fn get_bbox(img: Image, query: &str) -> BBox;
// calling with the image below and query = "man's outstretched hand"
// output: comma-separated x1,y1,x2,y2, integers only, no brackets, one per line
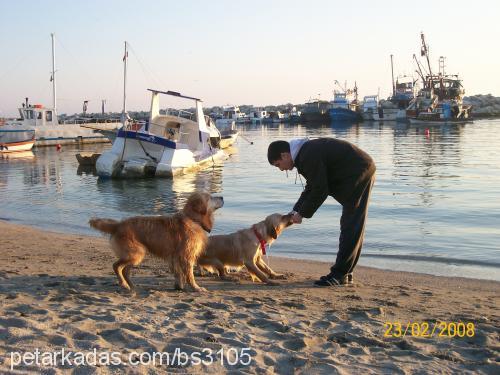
290,211,303,224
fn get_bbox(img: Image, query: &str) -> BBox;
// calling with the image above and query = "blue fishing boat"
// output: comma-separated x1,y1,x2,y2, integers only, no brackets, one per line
329,81,362,122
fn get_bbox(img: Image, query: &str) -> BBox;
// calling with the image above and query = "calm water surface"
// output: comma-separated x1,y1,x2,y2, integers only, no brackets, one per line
1,120,499,280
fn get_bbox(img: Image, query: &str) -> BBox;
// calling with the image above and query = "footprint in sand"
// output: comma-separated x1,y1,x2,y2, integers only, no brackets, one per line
201,301,231,310
203,310,218,320
207,326,225,334
120,322,146,332
173,302,192,309
98,329,147,349
282,337,309,351
312,320,332,330
0,317,28,328
48,334,69,346
248,318,290,333
11,304,49,316
280,300,307,310
243,302,263,308
73,330,100,341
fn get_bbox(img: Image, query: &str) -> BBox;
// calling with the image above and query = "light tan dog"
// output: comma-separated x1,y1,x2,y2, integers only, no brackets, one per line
198,213,293,285
89,192,223,292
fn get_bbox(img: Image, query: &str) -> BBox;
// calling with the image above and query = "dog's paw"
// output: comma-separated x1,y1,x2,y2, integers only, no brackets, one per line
119,282,132,291
194,287,208,293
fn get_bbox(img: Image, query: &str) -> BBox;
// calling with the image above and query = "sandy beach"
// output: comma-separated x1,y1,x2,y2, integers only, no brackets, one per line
0,220,498,374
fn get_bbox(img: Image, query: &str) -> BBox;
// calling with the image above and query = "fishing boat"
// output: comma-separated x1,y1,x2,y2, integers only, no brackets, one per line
362,78,414,121
361,95,383,121
329,81,362,122
2,100,120,146
407,33,472,125
299,99,330,123
1,34,121,146
0,129,35,153
96,89,226,178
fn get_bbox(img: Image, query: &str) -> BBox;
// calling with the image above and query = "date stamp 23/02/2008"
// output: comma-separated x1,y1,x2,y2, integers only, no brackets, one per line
383,321,475,338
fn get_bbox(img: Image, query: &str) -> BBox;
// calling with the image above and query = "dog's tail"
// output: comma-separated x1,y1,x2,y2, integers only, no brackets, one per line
89,218,120,235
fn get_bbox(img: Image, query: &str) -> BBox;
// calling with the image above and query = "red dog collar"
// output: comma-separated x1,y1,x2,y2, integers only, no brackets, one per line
252,225,267,255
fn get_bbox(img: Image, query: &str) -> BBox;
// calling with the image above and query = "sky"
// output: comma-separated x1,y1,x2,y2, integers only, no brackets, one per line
1,0,499,117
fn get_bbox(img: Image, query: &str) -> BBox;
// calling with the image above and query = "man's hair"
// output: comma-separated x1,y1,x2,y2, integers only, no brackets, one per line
267,140,290,164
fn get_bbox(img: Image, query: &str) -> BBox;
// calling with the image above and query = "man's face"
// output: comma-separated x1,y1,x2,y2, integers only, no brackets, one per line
272,152,294,171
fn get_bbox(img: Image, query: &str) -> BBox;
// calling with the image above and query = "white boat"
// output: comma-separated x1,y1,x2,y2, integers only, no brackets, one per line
0,129,35,153
268,111,285,123
2,101,120,146
361,95,381,121
248,109,269,124
1,33,121,146
96,89,227,178
215,106,250,126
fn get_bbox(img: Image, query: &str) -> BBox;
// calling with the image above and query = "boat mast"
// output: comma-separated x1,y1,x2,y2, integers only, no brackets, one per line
390,54,395,97
413,54,426,87
51,33,57,113
122,41,128,123
420,32,432,79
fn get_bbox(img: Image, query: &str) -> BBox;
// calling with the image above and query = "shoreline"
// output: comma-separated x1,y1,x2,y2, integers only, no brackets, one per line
0,219,499,373
2,218,499,282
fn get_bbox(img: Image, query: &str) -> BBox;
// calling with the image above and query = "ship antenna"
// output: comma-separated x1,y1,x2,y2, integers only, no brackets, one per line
51,33,57,114
390,54,395,97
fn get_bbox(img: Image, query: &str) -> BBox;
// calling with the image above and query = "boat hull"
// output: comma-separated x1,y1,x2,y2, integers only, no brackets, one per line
299,112,330,123
96,134,227,178
362,108,405,121
408,118,473,125
0,139,35,153
219,132,238,149
329,108,362,122
0,129,35,152
2,122,121,146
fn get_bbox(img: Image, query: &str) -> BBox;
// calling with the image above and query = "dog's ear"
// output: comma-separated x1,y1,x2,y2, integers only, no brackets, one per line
186,193,208,216
265,219,278,239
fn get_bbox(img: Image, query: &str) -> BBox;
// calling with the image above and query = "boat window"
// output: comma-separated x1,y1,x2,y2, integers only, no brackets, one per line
46,111,53,121
25,110,34,119
37,112,42,119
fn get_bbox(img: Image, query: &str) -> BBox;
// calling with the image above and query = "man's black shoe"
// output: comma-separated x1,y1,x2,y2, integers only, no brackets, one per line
314,273,349,287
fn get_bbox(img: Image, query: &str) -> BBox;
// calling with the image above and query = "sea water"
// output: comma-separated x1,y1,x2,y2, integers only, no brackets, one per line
1,119,499,281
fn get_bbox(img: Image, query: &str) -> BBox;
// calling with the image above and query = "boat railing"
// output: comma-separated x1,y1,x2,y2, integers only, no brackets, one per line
165,108,195,121
60,118,122,125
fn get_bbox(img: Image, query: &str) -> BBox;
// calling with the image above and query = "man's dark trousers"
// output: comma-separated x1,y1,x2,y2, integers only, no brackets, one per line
330,174,375,278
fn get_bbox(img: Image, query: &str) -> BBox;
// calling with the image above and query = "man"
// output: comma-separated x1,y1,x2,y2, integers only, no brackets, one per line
267,138,376,286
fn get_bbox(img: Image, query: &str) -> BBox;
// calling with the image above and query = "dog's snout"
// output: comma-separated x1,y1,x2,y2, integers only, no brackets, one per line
283,213,294,226
212,196,224,209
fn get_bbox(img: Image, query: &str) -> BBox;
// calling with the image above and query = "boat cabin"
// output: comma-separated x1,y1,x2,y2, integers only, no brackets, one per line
147,89,214,152
363,95,379,111
17,104,58,127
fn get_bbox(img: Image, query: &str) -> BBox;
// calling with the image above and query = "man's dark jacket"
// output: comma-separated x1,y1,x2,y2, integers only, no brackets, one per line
293,138,376,218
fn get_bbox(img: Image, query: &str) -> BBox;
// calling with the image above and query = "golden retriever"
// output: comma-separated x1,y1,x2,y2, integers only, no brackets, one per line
89,192,223,292
198,213,293,285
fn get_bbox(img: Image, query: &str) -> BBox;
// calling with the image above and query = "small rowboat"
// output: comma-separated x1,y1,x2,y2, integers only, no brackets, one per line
0,130,35,153
76,152,101,166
